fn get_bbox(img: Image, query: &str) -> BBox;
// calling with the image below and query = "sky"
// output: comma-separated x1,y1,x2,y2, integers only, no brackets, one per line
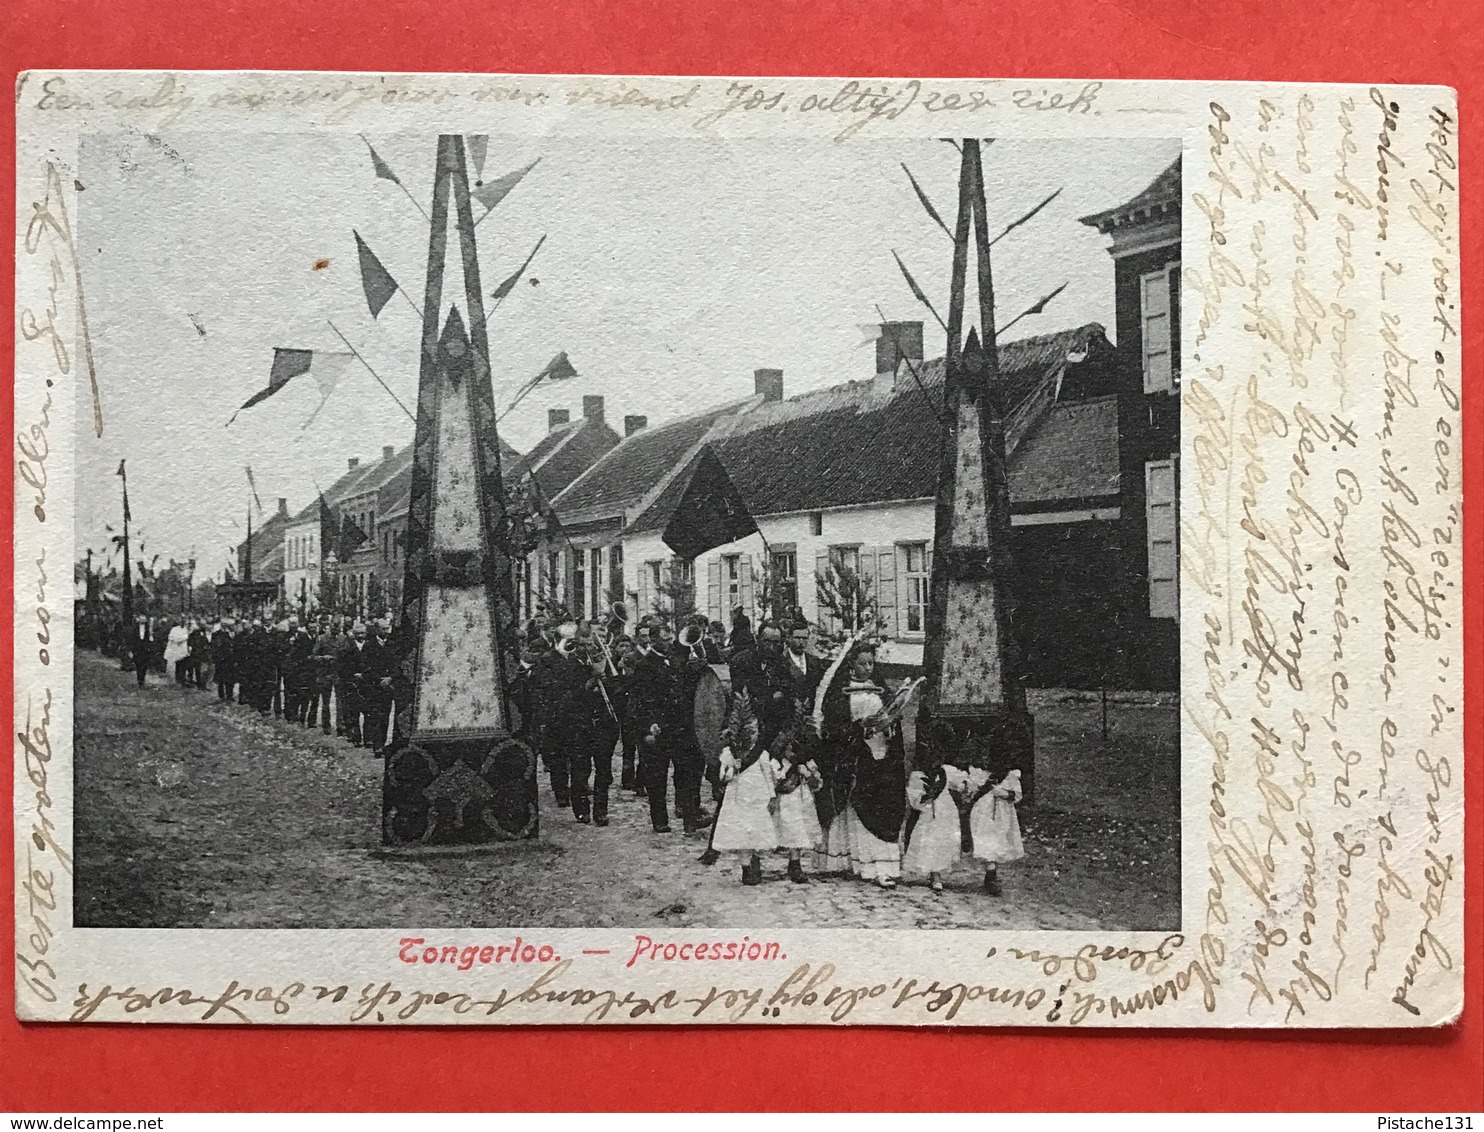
75,130,1179,578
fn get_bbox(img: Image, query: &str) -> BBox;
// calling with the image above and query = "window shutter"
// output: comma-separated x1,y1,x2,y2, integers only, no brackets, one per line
875,546,898,638
1146,459,1178,619
706,559,723,622
738,556,755,623
1141,268,1173,393
814,547,832,633
636,562,650,617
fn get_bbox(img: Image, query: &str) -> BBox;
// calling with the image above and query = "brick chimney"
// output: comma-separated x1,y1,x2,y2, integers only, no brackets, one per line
548,408,570,432
753,368,784,403
277,497,288,517
876,321,924,378
624,414,648,437
382,445,394,462
348,457,359,470
582,395,605,424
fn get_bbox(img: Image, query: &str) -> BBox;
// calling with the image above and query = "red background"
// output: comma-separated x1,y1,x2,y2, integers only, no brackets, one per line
2,0,1480,1112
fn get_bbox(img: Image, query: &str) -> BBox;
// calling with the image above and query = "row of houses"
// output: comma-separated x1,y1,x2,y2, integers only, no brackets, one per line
238,158,1181,690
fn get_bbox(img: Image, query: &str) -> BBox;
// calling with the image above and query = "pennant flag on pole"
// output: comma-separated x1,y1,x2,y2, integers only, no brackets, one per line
318,494,337,562
901,163,953,240
467,135,489,181
892,250,948,333
353,230,399,319
855,322,882,348
991,187,1064,246
117,459,131,522
338,513,369,561
661,446,759,562
227,348,353,425
534,350,578,384
363,137,403,188
245,466,264,516
490,234,547,304
997,282,1069,337
471,159,540,212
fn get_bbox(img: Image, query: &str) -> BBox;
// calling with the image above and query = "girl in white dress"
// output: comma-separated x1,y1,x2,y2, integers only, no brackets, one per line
967,767,1025,896
711,687,823,885
902,759,973,892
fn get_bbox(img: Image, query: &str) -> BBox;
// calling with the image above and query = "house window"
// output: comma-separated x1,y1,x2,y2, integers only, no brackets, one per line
590,547,603,620
829,545,862,629
678,558,695,587
770,550,798,618
573,549,587,620
607,544,623,605
902,542,929,634
723,554,741,609
648,560,663,594
809,511,823,536
1140,261,1181,393
1146,457,1179,619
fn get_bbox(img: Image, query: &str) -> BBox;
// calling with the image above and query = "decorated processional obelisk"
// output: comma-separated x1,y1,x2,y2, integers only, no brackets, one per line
382,135,537,845
918,138,1035,798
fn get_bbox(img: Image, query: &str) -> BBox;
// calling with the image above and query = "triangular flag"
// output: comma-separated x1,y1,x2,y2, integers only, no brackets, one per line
490,234,546,304
471,159,539,212
226,348,313,425
338,513,368,561
319,494,337,561
245,466,264,516
467,135,488,180
354,231,399,319
534,350,578,384
310,352,354,398
855,322,882,348
661,447,759,562
364,138,402,188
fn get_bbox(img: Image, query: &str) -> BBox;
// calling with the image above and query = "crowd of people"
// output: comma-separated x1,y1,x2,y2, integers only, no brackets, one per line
513,608,1024,894
81,601,1024,895
85,608,406,752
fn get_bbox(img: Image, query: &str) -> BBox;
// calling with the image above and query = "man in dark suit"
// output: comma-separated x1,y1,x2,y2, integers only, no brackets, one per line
631,620,708,834
336,621,375,746
211,619,235,700
360,619,395,754
129,615,153,688
283,616,315,724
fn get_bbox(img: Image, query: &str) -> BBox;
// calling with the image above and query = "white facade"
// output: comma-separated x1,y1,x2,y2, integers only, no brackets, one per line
280,516,322,615
615,499,936,667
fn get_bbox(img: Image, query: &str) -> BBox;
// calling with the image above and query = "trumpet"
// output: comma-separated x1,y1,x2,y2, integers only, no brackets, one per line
678,622,706,661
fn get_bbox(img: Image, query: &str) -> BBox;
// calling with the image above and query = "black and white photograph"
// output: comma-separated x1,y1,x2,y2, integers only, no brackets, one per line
68,128,1185,934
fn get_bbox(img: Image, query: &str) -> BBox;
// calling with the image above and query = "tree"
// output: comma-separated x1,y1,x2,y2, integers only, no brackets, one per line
651,558,696,627
815,556,882,641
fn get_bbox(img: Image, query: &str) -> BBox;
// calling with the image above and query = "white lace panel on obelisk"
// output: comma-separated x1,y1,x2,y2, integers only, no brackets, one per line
940,393,1003,706
950,396,989,548
414,366,505,735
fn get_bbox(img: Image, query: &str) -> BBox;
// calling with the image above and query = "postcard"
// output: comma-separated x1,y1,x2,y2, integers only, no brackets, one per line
13,71,1462,1025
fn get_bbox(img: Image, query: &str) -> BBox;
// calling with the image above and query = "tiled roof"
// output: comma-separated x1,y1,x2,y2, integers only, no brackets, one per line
552,400,750,516
1007,396,1120,504
1079,158,1181,233
629,324,1115,530
521,417,623,501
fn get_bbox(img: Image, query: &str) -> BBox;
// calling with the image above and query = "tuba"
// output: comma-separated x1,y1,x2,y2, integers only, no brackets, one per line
606,600,630,640
678,622,706,661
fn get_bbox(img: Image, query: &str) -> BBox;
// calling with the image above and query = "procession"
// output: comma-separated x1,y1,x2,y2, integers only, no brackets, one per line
76,601,1024,896
70,129,1182,931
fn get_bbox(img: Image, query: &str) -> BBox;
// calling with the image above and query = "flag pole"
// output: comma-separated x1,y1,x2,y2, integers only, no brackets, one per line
326,320,416,423
119,463,134,629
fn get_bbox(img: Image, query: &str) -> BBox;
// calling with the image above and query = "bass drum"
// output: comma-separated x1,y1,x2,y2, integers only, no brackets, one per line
693,664,731,787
